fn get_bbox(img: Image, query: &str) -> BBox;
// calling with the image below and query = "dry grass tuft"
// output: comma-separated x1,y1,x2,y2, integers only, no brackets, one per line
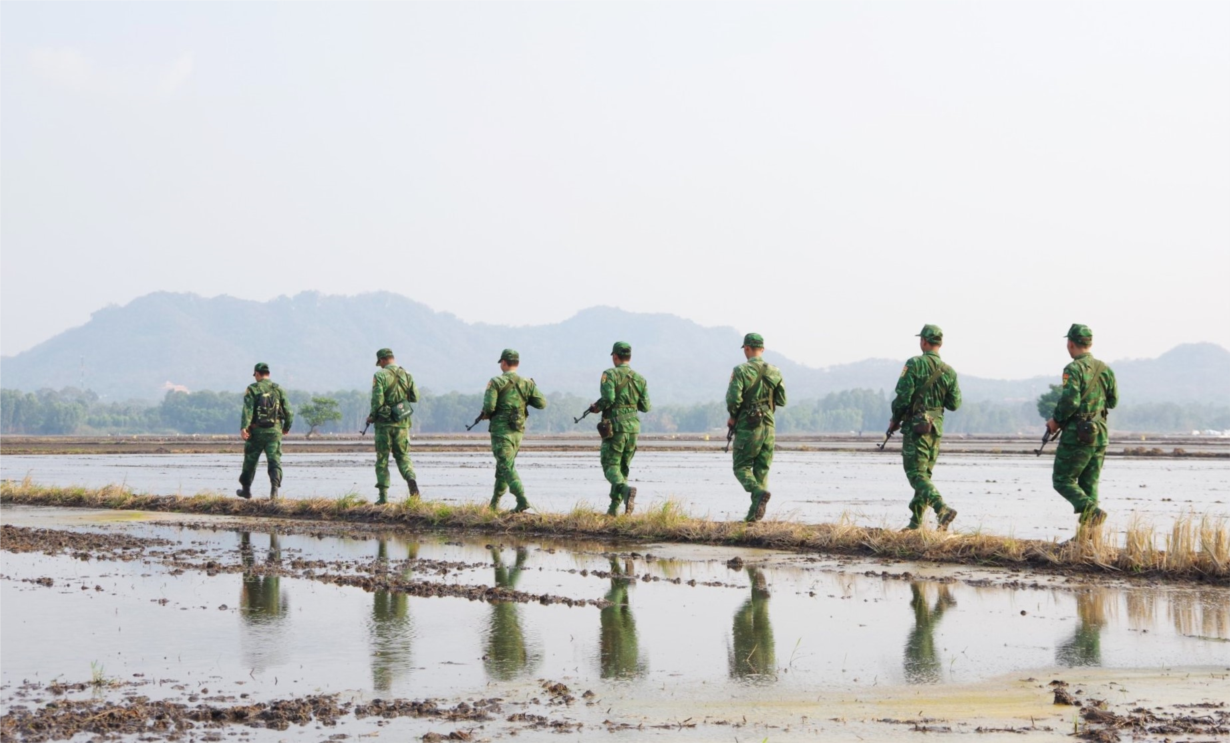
2,480,1227,582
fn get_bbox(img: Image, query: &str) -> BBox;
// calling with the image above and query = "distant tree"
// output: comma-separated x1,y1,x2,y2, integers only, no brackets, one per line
1036,384,1063,420
299,397,342,439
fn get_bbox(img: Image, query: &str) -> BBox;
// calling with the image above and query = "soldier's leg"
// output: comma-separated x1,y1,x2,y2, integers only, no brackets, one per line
238,436,260,497
490,435,509,509
922,435,945,513
621,434,638,514
903,433,941,528
732,427,766,495
753,427,775,492
1052,443,1097,515
601,435,626,515
1077,446,1106,508
263,431,283,499
374,425,392,504
390,424,418,497
505,433,529,511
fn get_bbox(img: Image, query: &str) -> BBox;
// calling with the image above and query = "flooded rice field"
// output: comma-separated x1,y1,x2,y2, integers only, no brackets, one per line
2,505,1228,741
3,450,1228,541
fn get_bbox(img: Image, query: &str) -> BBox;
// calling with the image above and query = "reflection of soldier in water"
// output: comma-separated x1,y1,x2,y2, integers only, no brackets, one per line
239,532,288,621
369,539,417,693
729,566,775,680
904,582,956,684
484,547,537,681
600,558,646,679
1057,590,1105,667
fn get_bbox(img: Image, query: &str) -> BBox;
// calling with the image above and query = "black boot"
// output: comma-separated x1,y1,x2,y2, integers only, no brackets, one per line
376,488,388,506
624,486,637,515
269,485,280,501
407,479,420,498
236,482,252,500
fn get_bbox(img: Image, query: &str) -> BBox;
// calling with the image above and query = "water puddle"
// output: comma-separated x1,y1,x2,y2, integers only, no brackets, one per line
2,505,1227,741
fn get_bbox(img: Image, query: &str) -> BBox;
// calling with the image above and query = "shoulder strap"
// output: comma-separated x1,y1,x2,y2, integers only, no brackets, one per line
909,357,950,412
613,368,638,404
1079,360,1108,410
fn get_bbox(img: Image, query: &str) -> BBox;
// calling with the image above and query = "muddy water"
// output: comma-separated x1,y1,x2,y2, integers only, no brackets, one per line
3,450,1228,540
2,505,1228,741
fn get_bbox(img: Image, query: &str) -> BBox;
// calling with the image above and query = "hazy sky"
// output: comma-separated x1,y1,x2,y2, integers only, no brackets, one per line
3,2,1227,379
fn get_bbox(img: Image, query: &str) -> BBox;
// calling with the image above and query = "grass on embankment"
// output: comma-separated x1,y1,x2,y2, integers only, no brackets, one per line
2,479,1227,583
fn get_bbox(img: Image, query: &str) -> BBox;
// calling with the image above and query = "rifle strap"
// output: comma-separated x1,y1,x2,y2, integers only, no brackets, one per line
1077,360,1108,418
746,362,778,411
909,357,950,414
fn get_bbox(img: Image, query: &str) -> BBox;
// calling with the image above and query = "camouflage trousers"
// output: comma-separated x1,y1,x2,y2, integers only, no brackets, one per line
902,431,947,526
491,432,526,506
240,427,282,488
600,432,638,501
374,422,416,492
1052,441,1105,515
732,424,775,497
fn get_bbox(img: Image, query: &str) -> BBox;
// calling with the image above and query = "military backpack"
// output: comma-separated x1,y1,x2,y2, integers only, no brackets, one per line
252,384,283,428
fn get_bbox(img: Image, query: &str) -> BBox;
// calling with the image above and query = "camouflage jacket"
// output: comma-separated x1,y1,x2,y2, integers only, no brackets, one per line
370,364,418,424
726,357,787,430
482,372,547,436
241,379,293,431
1053,353,1118,447
890,351,961,436
596,363,651,434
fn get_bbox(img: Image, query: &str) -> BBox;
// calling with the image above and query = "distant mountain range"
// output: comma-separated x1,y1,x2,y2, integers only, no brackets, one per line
2,292,1228,406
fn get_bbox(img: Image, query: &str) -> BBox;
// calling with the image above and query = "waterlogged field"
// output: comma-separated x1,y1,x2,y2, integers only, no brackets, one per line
1,506,1228,742
3,450,1228,541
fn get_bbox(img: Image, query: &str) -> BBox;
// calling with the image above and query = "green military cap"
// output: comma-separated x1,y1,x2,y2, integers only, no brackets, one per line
742,333,764,348
253,362,270,374
499,348,520,364
375,348,394,364
611,341,632,356
1065,323,1093,343
916,324,943,343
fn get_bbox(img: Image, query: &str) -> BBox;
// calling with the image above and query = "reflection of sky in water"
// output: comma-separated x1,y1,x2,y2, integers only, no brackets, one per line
3,506,1228,712
3,451,1228,541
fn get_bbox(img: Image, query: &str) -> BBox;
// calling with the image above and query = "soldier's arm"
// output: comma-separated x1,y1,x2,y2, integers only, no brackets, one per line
527,381,548,410
370,372,386,417
1104,367,1118,411
406,372,419,404
597,370,616,411
773,371,787,408
889,359,917,422
279,387,294,431
240,387,255,430
725,366,746,418
482,378,500,416
1052,362,1083,425
944,371,962,412
637,376,651,413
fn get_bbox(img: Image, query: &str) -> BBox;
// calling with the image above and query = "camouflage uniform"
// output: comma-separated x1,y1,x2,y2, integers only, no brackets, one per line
726,333,787,522
596,342,651,515
239,364,293,499
599,558,645,678
890,326,962,529
483,349,547,511
729,567,775,679
1051,325,1118,522
370,349,419,503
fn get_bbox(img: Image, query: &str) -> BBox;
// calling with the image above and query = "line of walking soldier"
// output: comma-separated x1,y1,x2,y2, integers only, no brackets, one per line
236,323,1118,530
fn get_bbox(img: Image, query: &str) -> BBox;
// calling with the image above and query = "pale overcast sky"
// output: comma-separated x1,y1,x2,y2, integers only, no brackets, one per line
3,2,1227,379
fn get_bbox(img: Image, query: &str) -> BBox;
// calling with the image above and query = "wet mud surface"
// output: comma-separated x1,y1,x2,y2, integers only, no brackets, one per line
2,505,1228,741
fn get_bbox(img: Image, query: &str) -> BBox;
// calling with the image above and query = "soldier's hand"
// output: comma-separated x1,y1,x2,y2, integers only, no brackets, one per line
365,415,373,425
727,417,736,429
888,419,900,433
282,427,290,436
240,429,250,441
1046,418,1060,435
588,403,600,414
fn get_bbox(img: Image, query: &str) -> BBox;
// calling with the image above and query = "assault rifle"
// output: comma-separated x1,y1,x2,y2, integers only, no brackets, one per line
574,403,599,424
723,423,735,453
877,428,895,451
360,420,370,437
465,413,486,432
1034,427,1061,456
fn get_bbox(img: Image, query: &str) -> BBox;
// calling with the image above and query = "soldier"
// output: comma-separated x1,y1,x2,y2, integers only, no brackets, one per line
587,341,651,516
367,348,419,505
1046,324,1118,529
481,349,547,513
726,333,787,522
888,324,962,531
237,362,293,500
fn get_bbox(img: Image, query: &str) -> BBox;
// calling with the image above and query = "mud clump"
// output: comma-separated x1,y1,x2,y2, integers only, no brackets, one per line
0,524,172,559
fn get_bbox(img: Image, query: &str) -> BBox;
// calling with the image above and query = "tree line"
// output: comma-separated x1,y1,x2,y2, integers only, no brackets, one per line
3,386,1228,436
